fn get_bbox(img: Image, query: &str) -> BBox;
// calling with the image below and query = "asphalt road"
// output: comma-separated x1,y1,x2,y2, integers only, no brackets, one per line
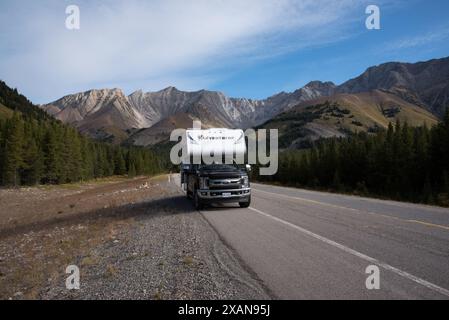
171,176,449,300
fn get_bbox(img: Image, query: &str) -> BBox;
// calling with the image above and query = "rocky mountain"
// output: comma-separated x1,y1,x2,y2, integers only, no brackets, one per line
43,88,150,143
41,56,449,146
260,90,438,149
338,57,449,117
42,81,337,143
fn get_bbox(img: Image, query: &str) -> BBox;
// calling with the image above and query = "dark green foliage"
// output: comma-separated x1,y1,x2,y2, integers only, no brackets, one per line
114,148,127,175
1,112,25,186
0,82,165,186
0,112,164,186
128,162,136,178
0,81,51,120
255,111,449,206
382,106,400,118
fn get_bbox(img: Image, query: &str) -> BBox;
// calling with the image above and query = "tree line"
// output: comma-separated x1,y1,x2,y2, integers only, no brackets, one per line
0,112,165,186
254,112,449,206
0,81,165,187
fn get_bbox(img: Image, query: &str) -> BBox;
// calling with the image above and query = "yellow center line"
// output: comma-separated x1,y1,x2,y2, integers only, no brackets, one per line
407,220,449,231
252,188,449,231
253,183,449,214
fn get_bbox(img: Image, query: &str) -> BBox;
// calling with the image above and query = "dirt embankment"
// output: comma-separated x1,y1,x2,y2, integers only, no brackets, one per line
0,175,269,300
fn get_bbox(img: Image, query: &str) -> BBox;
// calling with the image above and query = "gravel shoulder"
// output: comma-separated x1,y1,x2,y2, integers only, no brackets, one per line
0,175,270,300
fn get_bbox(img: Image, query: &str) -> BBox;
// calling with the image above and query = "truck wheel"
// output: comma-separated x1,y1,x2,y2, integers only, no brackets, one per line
194,188,204,210
239,196,251,208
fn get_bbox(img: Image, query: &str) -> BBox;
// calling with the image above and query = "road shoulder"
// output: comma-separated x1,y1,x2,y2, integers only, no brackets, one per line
0,176,270,299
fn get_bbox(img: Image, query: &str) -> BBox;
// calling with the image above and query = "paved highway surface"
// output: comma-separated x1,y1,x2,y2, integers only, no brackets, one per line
171,175,449,299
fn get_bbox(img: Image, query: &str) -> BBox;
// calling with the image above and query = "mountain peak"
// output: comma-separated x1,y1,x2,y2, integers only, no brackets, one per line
338,55,449,116
40,56,449,145
304,81,336,89
87,88,123,94
161,86,179,92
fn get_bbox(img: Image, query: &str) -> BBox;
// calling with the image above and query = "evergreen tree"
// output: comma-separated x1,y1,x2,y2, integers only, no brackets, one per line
128,162,136,178
3,113,25,186
254,112,449,206
0,81,165,188
0,120,4,185
43,125,63,184
22,138,44,185
114,148,127,175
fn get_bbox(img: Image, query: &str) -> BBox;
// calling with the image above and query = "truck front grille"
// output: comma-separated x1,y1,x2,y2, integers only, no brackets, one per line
198,188,251,199
209,179,242,190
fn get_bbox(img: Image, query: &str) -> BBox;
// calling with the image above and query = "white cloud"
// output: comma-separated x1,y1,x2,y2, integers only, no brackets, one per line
385,27,449,51
0,0,370,103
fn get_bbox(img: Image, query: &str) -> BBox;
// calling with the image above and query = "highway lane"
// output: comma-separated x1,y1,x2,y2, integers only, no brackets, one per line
197,182,449,299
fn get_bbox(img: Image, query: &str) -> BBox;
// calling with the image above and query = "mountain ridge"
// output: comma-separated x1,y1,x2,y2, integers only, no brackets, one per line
42,80,337,142
40,56,449,145
337,56,449,116
259,89,438,149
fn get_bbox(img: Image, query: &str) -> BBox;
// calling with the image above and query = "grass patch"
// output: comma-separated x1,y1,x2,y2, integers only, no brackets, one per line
81,255,98,267
105,264,118,278
183,256,194,266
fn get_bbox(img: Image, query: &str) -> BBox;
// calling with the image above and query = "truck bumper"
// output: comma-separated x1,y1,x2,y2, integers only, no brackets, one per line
197,188,251,203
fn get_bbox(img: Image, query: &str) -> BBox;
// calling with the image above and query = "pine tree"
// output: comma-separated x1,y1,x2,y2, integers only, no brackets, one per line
114,148,127,175
442,109,449,175
3,113,25,186
105,146,115,176
0,120,6,186
0,120,4,184
128,162,136,178
80,138,94,180
0,80,165,187
43,125,63,184
332,170,342,191
422,175,433,204
22,138,44,185
69,129,83,182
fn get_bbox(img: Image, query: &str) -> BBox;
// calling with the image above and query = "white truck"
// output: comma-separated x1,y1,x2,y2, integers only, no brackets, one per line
180,128,251,210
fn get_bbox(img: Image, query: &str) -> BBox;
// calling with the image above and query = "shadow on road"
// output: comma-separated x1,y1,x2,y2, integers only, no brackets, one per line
200,203,245,211
0,189,252,239
0,195,195,240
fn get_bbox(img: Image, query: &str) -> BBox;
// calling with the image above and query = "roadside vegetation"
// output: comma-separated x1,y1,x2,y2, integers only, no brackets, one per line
0,81,165,187
254,111,449,207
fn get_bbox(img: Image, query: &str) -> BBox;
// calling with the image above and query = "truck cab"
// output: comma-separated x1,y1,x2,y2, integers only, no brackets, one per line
180,128,251,210
182,163,251,209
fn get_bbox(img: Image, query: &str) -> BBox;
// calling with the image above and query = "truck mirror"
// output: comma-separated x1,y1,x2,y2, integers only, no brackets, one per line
245,164,252,172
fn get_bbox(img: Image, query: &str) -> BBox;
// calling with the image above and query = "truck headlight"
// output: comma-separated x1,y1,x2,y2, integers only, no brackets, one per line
199,177,209,189
241,176,249,188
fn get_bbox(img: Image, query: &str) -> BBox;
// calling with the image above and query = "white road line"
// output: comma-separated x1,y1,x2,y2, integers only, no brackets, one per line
253,188,449,231
248,206,449,298
252,183,449,214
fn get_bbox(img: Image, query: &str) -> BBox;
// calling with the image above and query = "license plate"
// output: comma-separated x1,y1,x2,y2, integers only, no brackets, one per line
222,192,232,197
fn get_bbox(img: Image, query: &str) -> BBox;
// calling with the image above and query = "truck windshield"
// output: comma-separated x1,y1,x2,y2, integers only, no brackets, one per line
199,164,242,171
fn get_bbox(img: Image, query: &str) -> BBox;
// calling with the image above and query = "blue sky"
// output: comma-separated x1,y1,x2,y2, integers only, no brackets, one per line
0,0,448,104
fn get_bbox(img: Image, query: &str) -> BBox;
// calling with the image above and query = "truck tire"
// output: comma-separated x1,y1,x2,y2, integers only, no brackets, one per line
185,177,191,198
194,188,204,210
239,195,251,208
